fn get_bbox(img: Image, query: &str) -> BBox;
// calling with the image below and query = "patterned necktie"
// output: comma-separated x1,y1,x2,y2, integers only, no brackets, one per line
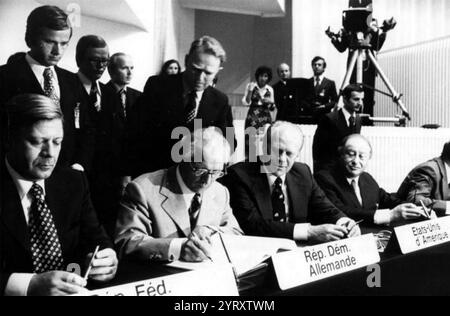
28,183,64,273
272,177,287,222
90,82,101,112
189,193,202,230
349,115,356,133
43,68,59,105
185,91,198,124
351,179,363,206
119,89,127,118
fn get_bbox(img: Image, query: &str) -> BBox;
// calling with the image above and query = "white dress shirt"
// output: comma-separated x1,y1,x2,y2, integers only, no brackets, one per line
167,167,197,261
313,74,325,87
25,54,60,99
4,159,46,296
263,170,309,241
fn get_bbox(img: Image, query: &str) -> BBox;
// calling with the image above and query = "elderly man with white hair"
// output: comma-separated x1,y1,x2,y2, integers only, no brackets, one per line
222,121,360,244
115,127,242,263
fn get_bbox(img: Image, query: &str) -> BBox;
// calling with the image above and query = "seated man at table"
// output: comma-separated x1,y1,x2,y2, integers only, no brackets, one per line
0,94,117,296
115,127,242,263
397,141,450,217
315,134,425,226
222,121,360,244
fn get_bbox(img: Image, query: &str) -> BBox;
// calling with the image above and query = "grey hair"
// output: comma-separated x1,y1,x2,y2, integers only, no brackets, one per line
180,127,231,164
188,36,227,64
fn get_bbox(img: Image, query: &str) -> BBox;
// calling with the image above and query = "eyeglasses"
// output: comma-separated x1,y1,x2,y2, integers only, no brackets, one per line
189,163,226,178
89,58,109,66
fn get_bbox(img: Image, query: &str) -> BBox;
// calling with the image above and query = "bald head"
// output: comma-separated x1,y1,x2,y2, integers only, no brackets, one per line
339,134,373,178
277,63,291,81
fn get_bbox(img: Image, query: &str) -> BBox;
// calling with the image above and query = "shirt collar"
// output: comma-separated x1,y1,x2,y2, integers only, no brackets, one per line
445,162,450,185
77,71,102,96
342,107,355,124
261,165,287,187
112,82,127,93
347,176,360,186
25,53,58,83
5,158,45,200
314,74,325,83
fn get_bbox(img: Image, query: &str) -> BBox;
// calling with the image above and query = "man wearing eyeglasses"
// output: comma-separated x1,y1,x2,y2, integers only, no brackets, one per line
0,6,95,173
75,35,115,233
125,36,235,178
222,121,360,243
315,134,425,227
115,127,242,263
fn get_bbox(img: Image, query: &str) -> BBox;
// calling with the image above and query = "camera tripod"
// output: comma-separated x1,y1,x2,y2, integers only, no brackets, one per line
339,44,411,124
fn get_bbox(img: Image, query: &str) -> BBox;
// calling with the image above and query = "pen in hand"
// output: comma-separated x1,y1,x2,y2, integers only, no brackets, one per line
84,245,100,282
191,232,214,263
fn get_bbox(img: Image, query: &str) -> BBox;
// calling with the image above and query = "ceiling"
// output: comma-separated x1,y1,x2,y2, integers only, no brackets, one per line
179,0,286,17
35,0,147,30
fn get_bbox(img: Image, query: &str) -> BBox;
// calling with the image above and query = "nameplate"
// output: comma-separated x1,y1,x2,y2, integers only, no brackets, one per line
394,216,450,254
88,265,239,296
272,234,380,291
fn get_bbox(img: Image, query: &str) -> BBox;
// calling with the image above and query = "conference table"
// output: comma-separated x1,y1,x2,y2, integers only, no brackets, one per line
92,226,450,296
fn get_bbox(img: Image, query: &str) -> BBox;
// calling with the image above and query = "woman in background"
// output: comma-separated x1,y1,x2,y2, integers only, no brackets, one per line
243,66,275,129
160,59,181,77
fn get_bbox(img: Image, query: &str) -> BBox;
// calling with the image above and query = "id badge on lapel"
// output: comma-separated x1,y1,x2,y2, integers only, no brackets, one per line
74,103,81,129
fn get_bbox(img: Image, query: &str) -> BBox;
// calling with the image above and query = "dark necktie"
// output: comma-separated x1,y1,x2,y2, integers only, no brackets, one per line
185,91,198,124
272,177,287,222
189,193,202,230
28,183,64,273
43,68,59,105
90,82,101,112
349,115,356,133
119,89,127,118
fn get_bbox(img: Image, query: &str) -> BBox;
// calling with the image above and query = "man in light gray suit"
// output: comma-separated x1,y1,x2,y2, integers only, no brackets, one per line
115,127,242,263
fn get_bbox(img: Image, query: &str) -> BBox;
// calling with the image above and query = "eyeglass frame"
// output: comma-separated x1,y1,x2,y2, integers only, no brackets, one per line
189,163,227,178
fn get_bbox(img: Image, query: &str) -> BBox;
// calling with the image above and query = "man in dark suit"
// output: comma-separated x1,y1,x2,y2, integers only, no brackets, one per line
273,63,294,122
304,57,338,123
93,53,142,234
0,94,117,296
75,35,114,232
222,122,360,243
126,36,235,177
397,142,450,217
0,5,95,172
316,134,424,226
313,84,364,173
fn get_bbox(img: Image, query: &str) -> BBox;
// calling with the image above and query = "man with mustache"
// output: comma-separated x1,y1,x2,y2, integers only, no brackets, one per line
115,127,242,263
313,84,364,173
0,94,117,296
0,5,95,173
222,122,360,243
316,134,424,226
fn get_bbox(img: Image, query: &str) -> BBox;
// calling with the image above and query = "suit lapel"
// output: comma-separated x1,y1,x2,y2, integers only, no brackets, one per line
250,166,273,219
159,168,191,237
15,57,44,94
0,165,31,251
336,169,362,208
196,87,215,122
436,158,450,199
44,172,70,240
285,171,306,221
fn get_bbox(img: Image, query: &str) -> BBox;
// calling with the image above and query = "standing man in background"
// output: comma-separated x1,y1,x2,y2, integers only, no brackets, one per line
305,56,338,123
0,5,95,173
126,36,235,178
